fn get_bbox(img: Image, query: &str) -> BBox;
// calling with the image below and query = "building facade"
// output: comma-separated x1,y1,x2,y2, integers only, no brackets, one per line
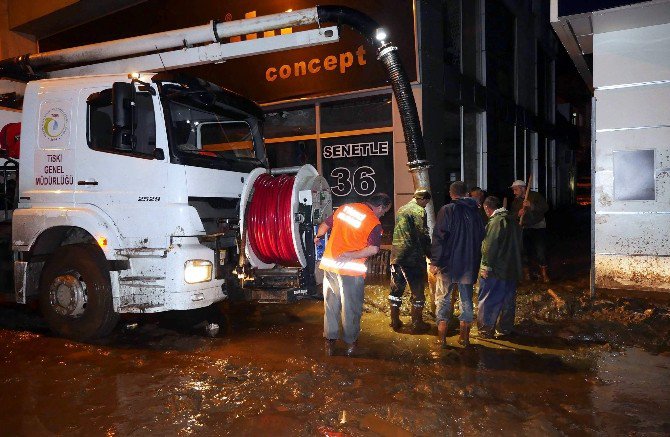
553,0,670,293
1,0,576,240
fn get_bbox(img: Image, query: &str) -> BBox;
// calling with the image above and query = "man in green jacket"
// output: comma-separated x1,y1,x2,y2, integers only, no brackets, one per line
477,196,523,338
389,189,432,333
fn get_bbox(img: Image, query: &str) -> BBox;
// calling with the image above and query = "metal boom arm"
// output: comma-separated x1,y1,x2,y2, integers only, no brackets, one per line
48,27,339,78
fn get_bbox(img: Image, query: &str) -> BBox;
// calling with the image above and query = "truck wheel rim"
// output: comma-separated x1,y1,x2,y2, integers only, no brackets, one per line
49,273,88,317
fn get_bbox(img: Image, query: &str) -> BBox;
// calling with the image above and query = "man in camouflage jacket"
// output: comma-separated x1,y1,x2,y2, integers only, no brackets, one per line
389,189,432,333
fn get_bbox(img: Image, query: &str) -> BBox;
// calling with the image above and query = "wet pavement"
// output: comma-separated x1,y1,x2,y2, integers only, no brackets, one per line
1,282,670,436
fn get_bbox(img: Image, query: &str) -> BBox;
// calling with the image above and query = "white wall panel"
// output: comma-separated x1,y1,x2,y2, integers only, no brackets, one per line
595,83,670,131
594,22,670,88
591,8,670,292
594,127,670,214
595,213,670,255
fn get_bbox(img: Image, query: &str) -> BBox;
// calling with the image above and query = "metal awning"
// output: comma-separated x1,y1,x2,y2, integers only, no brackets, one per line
550,0,670,91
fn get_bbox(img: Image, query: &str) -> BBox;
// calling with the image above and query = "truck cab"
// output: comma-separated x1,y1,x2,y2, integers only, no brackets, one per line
0,5,420,341
10,72,315,340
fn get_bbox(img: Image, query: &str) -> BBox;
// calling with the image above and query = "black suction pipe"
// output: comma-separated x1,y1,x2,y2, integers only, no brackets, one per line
317,5,428,170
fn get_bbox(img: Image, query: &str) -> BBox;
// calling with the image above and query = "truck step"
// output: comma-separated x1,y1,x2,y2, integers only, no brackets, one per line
239,287,313,303
115,248,167,259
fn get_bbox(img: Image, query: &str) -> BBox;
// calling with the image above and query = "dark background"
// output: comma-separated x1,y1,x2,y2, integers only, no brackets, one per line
40,0,417,104
558,0,648,16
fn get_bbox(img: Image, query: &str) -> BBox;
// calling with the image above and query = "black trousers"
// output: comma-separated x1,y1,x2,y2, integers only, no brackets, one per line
522,228,547,267
389,263,427,308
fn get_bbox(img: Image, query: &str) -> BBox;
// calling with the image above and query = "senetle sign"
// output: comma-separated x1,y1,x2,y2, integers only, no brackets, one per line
321,133,394,242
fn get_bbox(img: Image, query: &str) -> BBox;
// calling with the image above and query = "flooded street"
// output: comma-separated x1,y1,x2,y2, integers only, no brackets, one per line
1,281,669,436
1,207,669,436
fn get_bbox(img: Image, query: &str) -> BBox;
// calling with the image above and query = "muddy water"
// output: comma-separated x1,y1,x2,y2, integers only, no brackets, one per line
1,289,669,436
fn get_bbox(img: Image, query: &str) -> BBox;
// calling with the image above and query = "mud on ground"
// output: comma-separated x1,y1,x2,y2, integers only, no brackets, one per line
365,273,670,354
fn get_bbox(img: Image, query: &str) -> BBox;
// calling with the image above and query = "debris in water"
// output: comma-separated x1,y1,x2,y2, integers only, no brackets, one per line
316,425,349,437
339,410,348,424
547,288,565,307
360,414,412,436
205,323,219,337
123,322,139,331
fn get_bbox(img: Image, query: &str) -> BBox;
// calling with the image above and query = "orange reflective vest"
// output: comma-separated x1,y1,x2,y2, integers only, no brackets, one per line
319,203,381,277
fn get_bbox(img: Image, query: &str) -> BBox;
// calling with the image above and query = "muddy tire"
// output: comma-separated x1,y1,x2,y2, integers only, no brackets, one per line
39,244,119,341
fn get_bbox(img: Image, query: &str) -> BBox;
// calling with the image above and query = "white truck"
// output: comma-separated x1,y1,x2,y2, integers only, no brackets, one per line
0,6,428,340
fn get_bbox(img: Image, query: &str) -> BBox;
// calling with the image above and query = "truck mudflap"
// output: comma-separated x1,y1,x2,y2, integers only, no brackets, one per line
13,260,44,304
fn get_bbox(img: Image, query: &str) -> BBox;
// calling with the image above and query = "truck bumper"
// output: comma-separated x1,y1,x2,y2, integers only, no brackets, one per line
114,239,227,313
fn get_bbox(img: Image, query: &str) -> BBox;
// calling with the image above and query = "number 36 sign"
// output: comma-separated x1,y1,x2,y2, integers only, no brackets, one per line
321,133,395,242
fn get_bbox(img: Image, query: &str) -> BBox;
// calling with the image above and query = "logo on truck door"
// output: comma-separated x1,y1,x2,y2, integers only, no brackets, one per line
41,108,69,141
34,152,74,186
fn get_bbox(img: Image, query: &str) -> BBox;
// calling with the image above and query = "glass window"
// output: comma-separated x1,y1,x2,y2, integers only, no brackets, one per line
320,94,392,133
168,101,255,161
463,109,479,187
462,0,481,81
264,105,315,138
443,109,461,188
266,139,317,168
516,126,525,180
87,89,156,157
485,0,515,100
486,118,515,194
443,0,462,68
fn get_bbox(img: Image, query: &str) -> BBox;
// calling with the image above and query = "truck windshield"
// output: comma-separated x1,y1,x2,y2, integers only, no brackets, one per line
168,101,256,161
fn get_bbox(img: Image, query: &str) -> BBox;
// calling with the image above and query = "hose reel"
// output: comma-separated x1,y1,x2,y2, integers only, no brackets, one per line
240,164,331,270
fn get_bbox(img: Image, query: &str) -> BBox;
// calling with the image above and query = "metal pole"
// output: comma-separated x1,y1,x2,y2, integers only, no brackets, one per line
590,96,596,299
23,8,321,70
410,166,435,231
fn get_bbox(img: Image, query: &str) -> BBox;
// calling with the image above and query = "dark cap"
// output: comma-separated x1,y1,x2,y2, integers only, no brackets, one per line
413,188,431,200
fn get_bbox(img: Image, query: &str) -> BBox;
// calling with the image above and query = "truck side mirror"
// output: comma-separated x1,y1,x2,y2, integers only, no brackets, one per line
112,82,135,151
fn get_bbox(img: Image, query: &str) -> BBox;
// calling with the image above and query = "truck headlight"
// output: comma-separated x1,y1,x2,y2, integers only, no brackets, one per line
184,260,213,284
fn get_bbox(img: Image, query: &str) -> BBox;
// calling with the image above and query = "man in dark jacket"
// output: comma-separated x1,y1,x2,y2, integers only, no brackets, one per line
429,181,485,347
476,196,523,338
389,189,432,333
469,186,489,225
510,179,550,282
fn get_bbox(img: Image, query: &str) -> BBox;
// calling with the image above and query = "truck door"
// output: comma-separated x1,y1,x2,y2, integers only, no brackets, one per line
75,84,168,247
27,96,77,205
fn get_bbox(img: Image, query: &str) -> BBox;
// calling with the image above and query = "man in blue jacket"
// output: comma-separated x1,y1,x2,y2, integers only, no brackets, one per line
429,181,485,347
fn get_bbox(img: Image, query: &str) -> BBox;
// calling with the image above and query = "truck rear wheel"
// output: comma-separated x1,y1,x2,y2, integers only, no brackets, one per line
39,244,119,341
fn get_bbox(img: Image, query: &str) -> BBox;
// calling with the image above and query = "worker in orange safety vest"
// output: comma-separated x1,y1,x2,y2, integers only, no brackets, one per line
314,192,392,357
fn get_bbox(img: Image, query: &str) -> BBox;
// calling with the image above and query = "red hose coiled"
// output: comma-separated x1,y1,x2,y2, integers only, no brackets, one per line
246,174,299,266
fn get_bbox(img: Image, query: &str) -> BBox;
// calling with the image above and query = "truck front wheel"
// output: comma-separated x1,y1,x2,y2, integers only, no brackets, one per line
39,244,119,341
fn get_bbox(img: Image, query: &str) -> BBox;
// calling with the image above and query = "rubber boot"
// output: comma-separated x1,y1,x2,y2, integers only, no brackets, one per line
389,305,403,331
345,342,357,357
540,265,550,283
458,321,471,347
410,305,430,334
437,320,447,349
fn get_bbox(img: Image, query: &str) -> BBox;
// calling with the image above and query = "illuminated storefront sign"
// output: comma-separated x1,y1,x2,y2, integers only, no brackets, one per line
321,133,394,242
